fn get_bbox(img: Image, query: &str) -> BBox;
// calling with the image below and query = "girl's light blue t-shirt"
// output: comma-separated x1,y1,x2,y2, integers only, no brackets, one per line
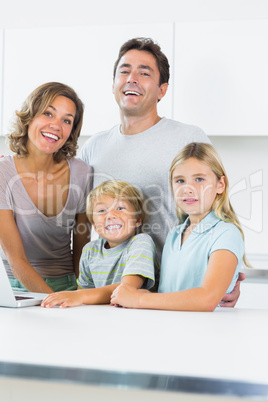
158,211,244,294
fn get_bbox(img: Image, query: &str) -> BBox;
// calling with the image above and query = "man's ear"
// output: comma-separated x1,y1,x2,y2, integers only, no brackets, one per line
158,82,168,102
217,176,226,194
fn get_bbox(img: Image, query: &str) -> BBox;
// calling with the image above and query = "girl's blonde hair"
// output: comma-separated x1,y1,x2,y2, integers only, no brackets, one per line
86,180,145,225
170,142,250,267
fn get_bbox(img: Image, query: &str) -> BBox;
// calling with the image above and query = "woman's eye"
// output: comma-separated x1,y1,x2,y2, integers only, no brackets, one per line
64,119,72,125
43,111,52,117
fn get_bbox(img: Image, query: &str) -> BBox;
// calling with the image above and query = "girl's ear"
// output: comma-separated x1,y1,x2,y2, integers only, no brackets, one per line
217,176,226,194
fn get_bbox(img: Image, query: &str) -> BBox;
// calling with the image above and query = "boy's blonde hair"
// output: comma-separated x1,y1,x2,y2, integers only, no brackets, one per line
170,142,250,267
87,180,145,224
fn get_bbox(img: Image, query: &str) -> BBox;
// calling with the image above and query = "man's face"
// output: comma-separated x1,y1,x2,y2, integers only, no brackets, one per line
112,49,167,117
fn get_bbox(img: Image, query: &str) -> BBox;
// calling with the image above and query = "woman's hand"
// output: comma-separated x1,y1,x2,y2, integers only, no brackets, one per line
41,290,84,308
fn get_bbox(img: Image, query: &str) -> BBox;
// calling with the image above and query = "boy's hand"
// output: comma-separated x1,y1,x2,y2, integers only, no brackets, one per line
41,290,83,308
219,272,246,307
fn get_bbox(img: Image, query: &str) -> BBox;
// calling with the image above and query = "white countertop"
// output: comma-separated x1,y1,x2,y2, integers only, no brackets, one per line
0,304,268,397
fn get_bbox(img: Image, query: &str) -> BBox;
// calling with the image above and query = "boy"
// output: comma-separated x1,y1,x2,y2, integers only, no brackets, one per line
41,180,155,308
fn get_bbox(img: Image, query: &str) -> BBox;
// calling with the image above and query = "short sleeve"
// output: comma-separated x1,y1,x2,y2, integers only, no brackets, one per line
209,223,245,263
0,170,13,210
122,233,156,289
77,246,95,289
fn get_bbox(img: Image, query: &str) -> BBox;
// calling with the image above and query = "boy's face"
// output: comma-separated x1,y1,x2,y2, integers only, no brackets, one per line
92,195,142,248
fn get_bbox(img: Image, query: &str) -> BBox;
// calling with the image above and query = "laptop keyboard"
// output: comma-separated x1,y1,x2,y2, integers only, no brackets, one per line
15,296,34,300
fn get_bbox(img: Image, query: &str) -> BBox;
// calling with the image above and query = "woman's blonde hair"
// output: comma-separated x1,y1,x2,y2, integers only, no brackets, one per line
170,142,250,266
87,180,145,225
8,82,84,163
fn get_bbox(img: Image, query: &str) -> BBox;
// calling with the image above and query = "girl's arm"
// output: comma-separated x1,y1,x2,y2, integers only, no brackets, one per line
41,274,144,308
72,213,91,278
111,249,238,312
0,210,53,293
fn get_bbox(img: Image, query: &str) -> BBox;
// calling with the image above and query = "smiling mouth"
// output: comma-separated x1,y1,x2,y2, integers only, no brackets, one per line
105,224,122,231
183,198,198,203
123,91,141,96
41,132,59,141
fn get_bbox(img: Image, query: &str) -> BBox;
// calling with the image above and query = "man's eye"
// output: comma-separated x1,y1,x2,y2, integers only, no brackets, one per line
141,72,149,76
120,70,129,74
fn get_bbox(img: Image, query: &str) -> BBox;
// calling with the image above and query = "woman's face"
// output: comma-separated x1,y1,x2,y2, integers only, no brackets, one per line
27,96,76,156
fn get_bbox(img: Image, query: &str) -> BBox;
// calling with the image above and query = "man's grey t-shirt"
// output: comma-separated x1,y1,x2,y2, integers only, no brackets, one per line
79,117,210,269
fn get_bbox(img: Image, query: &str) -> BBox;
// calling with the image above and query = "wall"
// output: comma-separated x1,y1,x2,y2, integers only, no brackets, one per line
0,0,267,268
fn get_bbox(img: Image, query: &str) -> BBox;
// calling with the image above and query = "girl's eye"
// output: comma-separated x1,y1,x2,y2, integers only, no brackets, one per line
117,206,125,211
176,179,184,184
97,209,106,214
196,177,204,182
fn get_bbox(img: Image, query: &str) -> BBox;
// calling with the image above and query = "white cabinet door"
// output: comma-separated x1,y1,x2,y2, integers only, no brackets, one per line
0,30,3,135
2,23,173,136
173,20,268,136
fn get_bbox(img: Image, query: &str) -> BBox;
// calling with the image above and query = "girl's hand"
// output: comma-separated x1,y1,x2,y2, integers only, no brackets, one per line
41,290,83,308
110,283,144,308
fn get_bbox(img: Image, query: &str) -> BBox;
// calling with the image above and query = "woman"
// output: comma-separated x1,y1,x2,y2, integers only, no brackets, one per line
0,82,93,293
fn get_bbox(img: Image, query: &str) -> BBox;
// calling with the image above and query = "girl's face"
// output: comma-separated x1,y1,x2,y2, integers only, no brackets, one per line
171,157,225,224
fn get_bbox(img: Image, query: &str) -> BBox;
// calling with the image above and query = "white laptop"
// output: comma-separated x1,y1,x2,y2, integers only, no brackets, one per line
0,258,46,308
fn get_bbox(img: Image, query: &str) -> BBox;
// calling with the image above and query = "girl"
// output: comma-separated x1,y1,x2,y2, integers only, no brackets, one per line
111,142,249,311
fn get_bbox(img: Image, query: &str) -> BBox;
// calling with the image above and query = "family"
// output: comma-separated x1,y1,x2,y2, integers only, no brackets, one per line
0,37,248,311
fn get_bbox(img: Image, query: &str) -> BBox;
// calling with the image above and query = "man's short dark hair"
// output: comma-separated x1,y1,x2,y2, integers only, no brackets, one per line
113,37,170,86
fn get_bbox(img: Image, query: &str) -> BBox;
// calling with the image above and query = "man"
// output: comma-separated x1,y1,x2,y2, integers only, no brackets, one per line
80,37,244,304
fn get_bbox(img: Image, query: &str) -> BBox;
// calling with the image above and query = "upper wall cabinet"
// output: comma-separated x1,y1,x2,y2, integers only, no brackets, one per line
174,20,268,136
2,23,173,136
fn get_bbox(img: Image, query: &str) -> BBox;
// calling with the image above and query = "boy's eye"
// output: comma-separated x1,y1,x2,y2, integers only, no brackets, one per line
117,206,125,211
97,209,106,214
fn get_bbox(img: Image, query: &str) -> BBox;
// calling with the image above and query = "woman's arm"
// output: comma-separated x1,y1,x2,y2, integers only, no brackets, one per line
41,274,144,308
72,212,91,278
0,210,53,293
111,250,238,312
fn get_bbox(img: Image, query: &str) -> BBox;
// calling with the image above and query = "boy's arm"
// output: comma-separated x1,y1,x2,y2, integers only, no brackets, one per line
41,275,144,308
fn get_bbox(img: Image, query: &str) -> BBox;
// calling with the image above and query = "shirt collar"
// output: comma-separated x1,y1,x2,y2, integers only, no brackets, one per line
177,211,220,235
